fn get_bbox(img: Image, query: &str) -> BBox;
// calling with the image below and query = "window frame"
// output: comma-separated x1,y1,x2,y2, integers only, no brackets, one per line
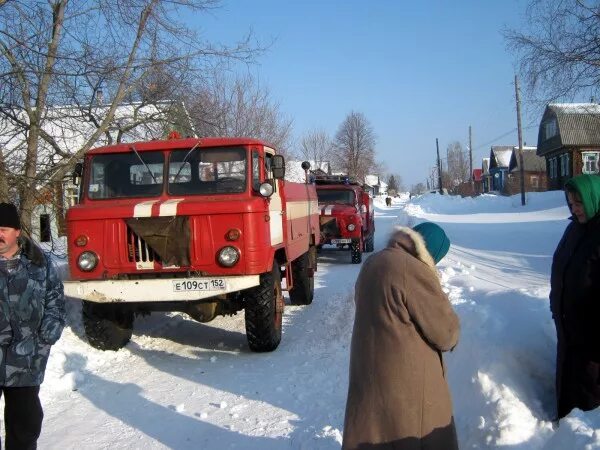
582,151,600,175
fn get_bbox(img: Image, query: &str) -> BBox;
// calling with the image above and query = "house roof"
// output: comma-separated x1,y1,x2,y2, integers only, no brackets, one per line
509,147,546,172
489,146,513,169
1,101,195,173
364,174,388,189
537,103,600,155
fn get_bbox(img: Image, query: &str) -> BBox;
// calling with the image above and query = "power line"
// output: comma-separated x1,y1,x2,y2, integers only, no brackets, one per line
471,125,537,154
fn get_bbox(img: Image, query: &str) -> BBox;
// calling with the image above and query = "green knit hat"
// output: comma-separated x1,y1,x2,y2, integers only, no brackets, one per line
412,222,450,264
565,174,600,221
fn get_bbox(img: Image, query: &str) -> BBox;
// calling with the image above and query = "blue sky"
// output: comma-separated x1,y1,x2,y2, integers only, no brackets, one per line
198,0,540,187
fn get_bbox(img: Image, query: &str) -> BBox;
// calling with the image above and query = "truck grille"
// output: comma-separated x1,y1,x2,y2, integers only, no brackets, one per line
320,216,339,238
127,227,161,264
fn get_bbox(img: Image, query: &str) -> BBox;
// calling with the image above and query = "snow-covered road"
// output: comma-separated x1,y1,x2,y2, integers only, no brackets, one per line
20,192,600,449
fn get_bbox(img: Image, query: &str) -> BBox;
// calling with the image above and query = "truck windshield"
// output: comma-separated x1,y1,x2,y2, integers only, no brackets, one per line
168,146,247,195
88,152,164,199
317,189,355,204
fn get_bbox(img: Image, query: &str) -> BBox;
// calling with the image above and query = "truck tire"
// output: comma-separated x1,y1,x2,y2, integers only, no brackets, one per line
365,233,375,252
289,251,314,305
244,262,284,352
351,238,363,264
82,302,134,351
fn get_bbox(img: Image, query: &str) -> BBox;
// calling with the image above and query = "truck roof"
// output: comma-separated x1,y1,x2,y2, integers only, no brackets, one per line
86,137,269,155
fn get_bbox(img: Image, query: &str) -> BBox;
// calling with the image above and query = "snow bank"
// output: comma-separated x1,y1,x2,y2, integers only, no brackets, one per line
33,191,600,449
410,190,567,214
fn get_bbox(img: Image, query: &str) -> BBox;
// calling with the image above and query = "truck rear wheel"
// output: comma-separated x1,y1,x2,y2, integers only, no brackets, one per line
244,262,284,352
289,250,314,305
351,238,363,264
365,233,375,252
82,302,134,351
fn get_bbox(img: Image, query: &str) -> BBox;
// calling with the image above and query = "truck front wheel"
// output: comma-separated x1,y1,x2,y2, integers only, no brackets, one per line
244,262,284,352
289,250,314,305
82,302,134,351
351,238,363,264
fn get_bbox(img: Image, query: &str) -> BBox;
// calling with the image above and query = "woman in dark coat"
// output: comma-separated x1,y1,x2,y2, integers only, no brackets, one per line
551,174,600,419
343,222,460,450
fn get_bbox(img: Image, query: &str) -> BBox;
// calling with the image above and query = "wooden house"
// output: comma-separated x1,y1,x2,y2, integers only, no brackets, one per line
505,147,547,194
537,103,600,190
488,146,513,192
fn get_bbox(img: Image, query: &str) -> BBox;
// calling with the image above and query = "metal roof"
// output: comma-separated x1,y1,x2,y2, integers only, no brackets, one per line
537,103,600,155
509,148,546,172
489,146,513,169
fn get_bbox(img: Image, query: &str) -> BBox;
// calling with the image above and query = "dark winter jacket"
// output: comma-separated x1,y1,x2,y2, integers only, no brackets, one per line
550,175,600,418
0,236,65,386
342,227,460,450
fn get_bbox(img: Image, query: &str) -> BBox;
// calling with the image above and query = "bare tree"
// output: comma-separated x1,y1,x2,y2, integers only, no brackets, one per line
298,128,332,170
443,141,470,189
410,182,426,195
505,0,600,105
188,71,293,157
0,0,259,230
331,111,376,181
387,174,403,193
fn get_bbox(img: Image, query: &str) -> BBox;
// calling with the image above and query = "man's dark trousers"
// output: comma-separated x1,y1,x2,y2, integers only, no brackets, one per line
0,386,43,450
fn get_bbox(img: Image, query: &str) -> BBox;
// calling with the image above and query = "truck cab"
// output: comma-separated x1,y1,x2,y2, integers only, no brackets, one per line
65,136,320,352
315,175,375,263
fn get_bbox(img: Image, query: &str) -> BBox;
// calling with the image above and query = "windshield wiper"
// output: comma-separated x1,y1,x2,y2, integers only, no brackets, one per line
172,140,202,183
130,145,158,185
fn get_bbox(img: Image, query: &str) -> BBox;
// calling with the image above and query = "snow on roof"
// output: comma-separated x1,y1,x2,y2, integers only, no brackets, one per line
1,101,192,173
548,102,600,115
364,174,389,188
490,146,513,168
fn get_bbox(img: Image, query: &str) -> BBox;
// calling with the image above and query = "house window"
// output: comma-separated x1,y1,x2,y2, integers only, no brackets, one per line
560,153,571,177
582,152,600,174
544,119,557,140
549,157,557,179
530,175,539,188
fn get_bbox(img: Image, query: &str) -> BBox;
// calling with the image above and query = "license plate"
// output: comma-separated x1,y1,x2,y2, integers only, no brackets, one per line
331,239,352,244
172,278,227,292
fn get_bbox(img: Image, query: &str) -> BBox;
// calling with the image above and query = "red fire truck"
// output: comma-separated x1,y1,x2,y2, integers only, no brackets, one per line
64,136,320,352
315,175,375,264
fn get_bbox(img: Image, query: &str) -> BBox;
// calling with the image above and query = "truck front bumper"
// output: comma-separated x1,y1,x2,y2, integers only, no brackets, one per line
64,275,261,303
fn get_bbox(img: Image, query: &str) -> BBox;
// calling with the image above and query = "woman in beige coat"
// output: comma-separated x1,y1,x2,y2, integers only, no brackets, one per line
343,223,460,450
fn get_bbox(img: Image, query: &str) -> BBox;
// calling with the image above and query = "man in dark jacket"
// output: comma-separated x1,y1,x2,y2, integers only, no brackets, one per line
0,202,66,449
550,174,600,419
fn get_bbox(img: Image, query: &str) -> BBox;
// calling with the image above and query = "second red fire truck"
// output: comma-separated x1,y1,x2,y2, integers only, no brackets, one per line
315,175,375,264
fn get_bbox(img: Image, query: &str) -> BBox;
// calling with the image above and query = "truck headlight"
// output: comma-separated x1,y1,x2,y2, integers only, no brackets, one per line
347,223,356,231
259,182,274,197
217,246,240,267
78,251,98,272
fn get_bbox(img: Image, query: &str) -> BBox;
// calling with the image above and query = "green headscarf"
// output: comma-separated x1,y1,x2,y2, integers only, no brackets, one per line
565,174,600,221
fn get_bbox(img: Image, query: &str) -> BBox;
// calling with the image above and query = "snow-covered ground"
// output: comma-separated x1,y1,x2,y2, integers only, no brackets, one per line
16,190,600,449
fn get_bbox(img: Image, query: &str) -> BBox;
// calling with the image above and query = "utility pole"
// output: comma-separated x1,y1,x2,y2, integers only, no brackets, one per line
436,138,443,194
514,75,526,206
469,125,473,185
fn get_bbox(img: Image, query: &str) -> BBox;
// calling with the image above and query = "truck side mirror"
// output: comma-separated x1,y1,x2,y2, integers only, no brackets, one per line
72,162,83,186
272,155,285,179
